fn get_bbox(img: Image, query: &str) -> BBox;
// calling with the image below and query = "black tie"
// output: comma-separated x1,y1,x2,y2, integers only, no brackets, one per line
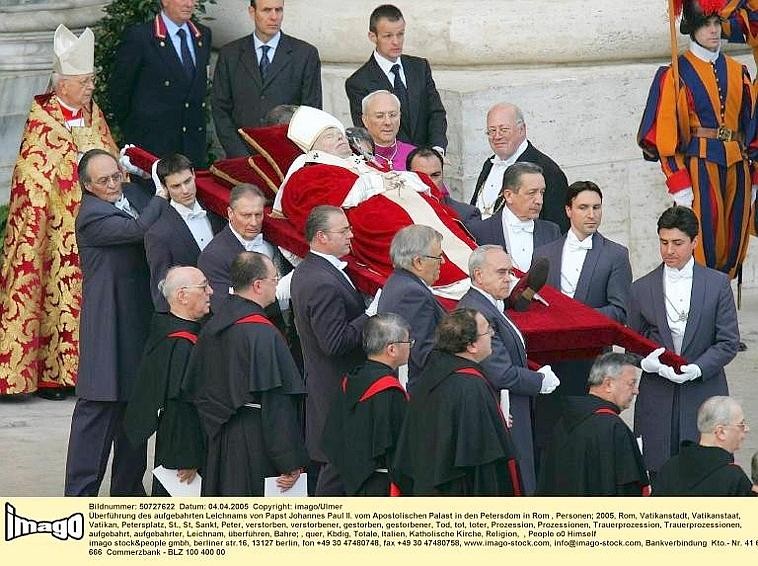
259,45,271,80
176,28,195,79
391,63,408,109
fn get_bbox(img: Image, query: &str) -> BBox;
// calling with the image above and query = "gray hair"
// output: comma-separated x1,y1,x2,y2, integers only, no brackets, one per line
468,244,505,278
502,161,543,193
487,102,525,127
158,266,196,303
363,313,410,356
389,225,442,270
587,352,640,387
361,90,401,116
305,205,343,243
229,183,266,209
697,396,741,433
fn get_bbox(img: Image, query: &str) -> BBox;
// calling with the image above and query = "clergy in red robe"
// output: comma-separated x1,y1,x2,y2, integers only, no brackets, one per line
0,25,117,397
274,106,475,299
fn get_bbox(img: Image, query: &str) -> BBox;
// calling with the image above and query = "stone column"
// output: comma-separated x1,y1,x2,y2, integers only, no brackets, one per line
0,0,108,201
206,0,758,283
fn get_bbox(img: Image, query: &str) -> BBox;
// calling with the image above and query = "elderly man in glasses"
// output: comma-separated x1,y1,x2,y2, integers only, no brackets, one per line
65,148,167,496
654,396,755,496
0,25,117,399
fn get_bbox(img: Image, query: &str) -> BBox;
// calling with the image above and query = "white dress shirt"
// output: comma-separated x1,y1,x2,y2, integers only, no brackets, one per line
473,285,526,349
230,225,274,257
476,138,529,218
171,200,214,250
311,250,356,288
162,12,196,66
373,50,406,87
253,31,281,65
114,194,137,218
560,230,593,298
501,205,534,272
663,257,694,355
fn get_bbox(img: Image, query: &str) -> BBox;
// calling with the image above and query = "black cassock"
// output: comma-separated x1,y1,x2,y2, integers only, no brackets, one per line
185,295,308,496
537,395,649,496
393,351,523,496
653,441,754,496
321,360,407,496
123,313,205,496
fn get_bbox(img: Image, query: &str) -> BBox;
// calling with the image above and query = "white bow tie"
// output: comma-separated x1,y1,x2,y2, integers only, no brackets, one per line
490,157,513,169
496,299,505,313
567,237,592,251
186,209,206,220
114,195,136,218
336,260,348,271
511,220,534,234
244,234,265,252
665,267,692,283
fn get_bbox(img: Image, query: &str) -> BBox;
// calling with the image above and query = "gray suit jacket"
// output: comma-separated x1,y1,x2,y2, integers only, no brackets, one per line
533,231,632,323
75,186,166,401
469,211,561,264
627,263,739,472
290,252,368,462
212,32,322,157
458,287,543,495
377,268,445,390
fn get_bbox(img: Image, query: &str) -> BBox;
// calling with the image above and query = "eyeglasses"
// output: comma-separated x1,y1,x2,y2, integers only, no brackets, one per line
91,172,123,187
421,254,444,262
485,124,520,138
67,74,96,87
723,421,749,431
181,281,211,290
392,339,416,348
477,326,495,337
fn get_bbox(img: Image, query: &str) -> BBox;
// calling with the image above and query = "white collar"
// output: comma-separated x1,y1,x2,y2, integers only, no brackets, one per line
161,12,191,37
664,257,695,280
311,250,347,271
566,228,593,250
373,50,402,74
253,31,281,50
689,40,721,63
229,224,263,248
472,285,504,312
491,138,529,166
170,199,203,218
503,204,534,229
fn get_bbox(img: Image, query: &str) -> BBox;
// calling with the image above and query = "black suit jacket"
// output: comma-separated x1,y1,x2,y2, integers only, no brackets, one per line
110,16,212,167
212,32,322,157
290,252,368,462
377,268,445,390
469,210,561,263
470,141,570,233
345,53,447,149
75,185,167,401
144,204,225,312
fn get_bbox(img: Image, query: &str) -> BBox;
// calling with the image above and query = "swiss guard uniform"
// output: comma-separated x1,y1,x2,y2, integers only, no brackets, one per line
0,25,117,396
638,0,758,279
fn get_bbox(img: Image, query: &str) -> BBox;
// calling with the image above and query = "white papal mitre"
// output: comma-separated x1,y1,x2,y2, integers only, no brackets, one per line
52,24,95,75
287,106,346,152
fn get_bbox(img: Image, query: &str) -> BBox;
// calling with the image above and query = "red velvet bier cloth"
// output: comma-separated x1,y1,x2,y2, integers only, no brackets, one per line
279,163,476,288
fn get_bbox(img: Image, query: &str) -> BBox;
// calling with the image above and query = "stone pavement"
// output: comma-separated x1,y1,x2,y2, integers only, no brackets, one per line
2,287,757,497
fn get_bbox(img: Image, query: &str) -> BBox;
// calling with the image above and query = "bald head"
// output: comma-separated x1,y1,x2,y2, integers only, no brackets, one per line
486,102,527,160
362,90,401,146
159,266,212,321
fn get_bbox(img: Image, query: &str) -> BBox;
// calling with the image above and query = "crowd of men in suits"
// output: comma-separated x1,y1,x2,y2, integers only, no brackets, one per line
3,0,756,496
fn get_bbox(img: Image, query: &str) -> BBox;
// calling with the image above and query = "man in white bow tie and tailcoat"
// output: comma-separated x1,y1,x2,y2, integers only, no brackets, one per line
469,102,569,232
628,205,739,478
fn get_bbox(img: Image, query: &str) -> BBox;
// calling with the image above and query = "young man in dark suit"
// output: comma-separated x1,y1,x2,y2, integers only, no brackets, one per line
469,162,561,272
110,0,212,166
290,205,375,495
629,206,740,476
212,0,322,157
345,4,447,152
458,245,559,494
65,149,167,496
145,153,225,312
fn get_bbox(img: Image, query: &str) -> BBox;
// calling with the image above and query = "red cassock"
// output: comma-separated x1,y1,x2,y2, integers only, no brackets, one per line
280,163,476,287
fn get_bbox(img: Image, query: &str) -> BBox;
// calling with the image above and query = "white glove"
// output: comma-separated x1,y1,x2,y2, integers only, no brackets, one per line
276,271,293,310
671,187,694,208
537,364,560,394
365,288,382,316
151,159,168,199
118,144,151,179
659,365,688,384
679,363,702,382
640,347,665,373
751,185,757,205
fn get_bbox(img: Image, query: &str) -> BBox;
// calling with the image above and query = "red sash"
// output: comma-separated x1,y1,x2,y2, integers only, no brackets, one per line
167,330,198,344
